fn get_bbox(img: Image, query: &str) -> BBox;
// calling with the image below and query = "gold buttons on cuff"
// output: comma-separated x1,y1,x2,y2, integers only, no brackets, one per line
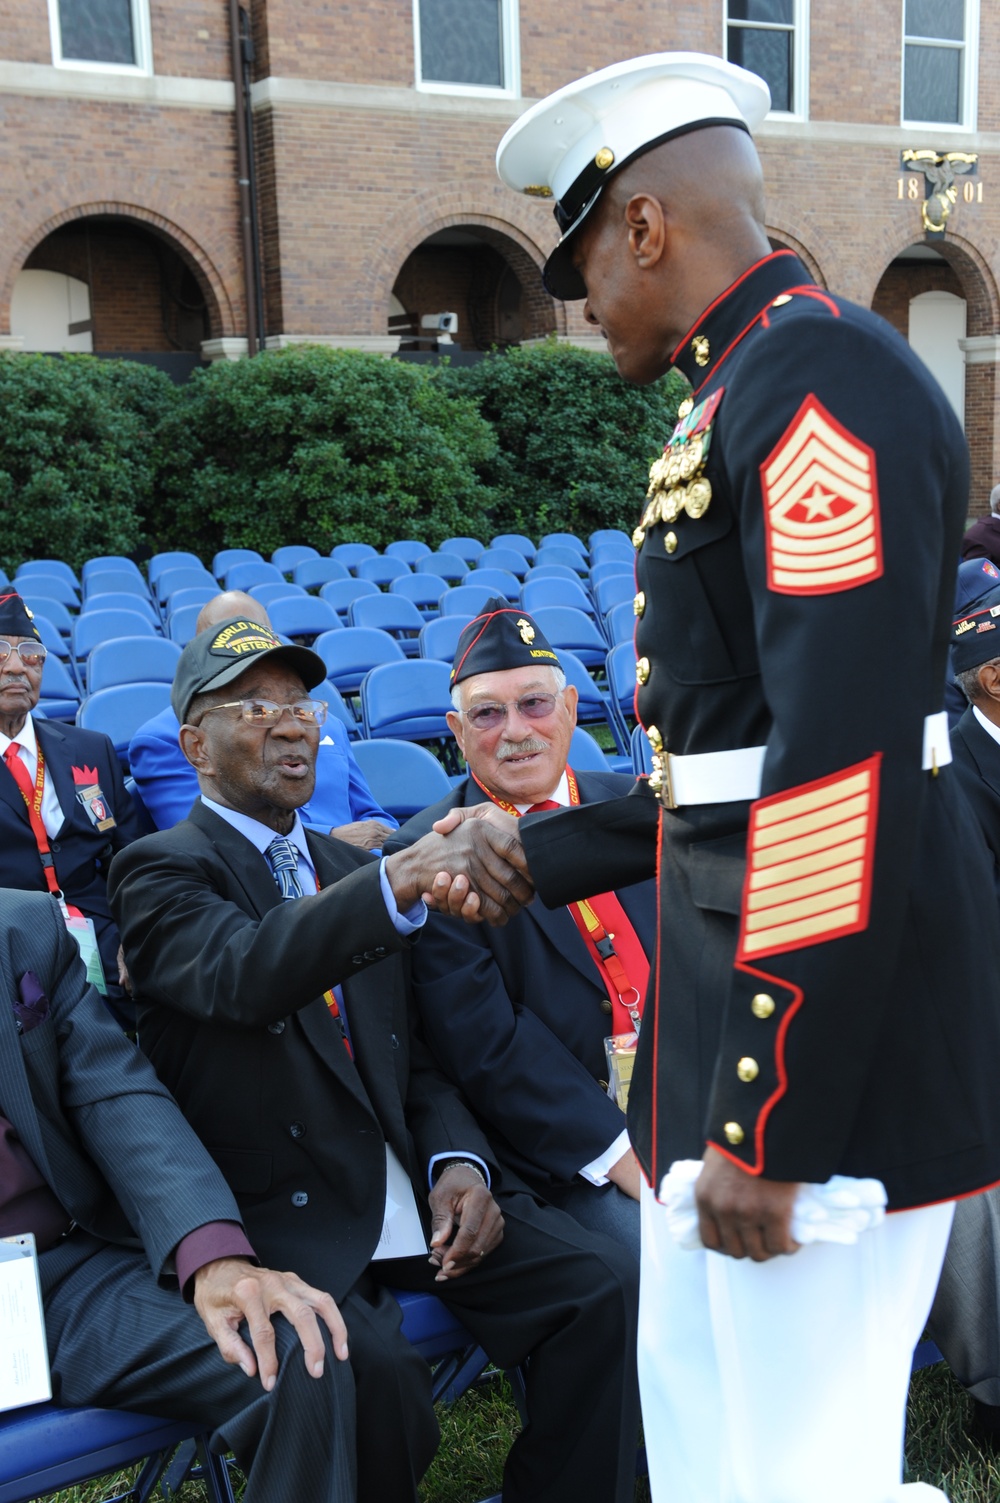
737,1057,759,1083
724,1122,745,1145
751,993,775,1019
664,531,678,554
633,590,645,617
646,724,663,752
636,657,650,685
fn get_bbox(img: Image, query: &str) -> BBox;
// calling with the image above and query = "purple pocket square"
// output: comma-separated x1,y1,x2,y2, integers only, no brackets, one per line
15,970,50,1033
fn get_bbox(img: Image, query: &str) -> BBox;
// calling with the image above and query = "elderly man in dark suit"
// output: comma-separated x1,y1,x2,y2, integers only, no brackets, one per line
390,601,655,1258
108,615,640,1503
0,590,140,1017
0,886,358,1500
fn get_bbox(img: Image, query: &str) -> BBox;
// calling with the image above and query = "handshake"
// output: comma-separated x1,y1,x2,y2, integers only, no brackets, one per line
383,804,534,926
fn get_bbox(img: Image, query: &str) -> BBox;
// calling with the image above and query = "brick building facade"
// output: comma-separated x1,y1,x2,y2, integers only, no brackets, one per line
0,0,997,508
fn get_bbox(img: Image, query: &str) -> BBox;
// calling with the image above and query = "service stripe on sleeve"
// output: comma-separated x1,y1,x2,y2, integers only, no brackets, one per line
736,756,880,960
760,395,883,595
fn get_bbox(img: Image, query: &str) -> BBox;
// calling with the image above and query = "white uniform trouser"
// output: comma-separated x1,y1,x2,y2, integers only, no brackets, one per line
639,1180,955,1503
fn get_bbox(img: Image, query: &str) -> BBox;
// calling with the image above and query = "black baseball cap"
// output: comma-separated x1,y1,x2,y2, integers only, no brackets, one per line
172,617,326,723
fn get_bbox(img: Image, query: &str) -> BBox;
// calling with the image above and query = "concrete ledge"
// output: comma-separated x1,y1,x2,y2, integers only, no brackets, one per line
0,59,234,109
960,336,1000,365
264,333,400,354
201,337,248,361
0,335,25,351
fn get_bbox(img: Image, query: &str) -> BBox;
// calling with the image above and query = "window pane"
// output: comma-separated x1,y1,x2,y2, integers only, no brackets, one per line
58,0,134,63
420,0,503,87
904,43,961,121
728,0,794,24
905,0,965,41
727,25,792,111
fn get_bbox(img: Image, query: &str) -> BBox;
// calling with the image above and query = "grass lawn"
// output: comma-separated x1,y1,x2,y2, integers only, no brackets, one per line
22,1362,1000,1503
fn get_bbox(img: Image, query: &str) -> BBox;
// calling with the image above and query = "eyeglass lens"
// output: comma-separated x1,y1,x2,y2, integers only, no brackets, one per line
0,640,47,666
466,693,557,730
241,699,327,727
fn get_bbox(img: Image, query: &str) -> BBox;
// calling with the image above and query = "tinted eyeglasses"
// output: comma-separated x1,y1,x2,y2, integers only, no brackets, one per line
0,640,47,668
197,698,328,728
459,692,561,732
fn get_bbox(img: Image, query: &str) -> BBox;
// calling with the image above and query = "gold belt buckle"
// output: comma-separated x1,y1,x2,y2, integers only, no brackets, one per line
660,753,677,810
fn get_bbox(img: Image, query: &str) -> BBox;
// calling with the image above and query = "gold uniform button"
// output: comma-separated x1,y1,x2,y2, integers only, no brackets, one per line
594,146,615,170
645,723,663,752
632,526,645,549
600,999,613,1015
724,1122,745,1145
737,1057,759,1083
633,590,645,617
636,657,650,686
598,1079,609,1091
664,531,678,554
751,993,776,1019
771,293,793,307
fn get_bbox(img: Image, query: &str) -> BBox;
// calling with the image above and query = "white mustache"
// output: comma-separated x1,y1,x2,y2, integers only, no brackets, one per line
495,737,548,762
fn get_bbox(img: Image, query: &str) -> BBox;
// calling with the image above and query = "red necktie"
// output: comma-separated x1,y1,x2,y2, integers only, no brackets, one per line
3,743,34,802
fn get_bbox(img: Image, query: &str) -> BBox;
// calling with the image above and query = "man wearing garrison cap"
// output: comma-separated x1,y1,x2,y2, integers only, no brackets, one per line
390,600,656,1260
425,50,1000,1502
0,589,140,1018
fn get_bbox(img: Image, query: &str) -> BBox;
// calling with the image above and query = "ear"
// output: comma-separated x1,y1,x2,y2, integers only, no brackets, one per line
979,661,1000,704
446,708,466,759
562,683,579,728
179,722,212,774
624,193,667,271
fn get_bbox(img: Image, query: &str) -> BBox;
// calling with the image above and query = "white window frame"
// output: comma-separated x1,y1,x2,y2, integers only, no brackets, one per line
724,0,810,121
48,0,153,76
413,0,520,99
901,0,978,131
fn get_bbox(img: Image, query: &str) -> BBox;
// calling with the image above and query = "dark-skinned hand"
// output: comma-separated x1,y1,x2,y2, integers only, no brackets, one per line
695,1144,801,1262
427,1164,504,1281
385,812,532,926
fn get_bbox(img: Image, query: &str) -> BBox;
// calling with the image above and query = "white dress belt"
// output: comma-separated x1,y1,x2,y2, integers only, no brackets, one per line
659,711,952,809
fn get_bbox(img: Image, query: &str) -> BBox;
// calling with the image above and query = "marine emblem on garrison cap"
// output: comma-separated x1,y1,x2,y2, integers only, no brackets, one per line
517,617,536,645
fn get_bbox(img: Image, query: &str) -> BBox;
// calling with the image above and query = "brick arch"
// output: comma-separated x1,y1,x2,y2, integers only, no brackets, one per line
359,184,565,338
862,226,1000,334
1,202,233,338
764,224,828,289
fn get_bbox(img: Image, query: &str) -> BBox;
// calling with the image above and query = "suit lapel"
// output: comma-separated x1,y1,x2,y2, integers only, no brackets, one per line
968,713,1000,798
189,800,288,919
0,960,55,1179
35,720,78,837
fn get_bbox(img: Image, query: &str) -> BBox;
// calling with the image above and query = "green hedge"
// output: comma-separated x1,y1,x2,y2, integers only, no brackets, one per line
0,343,688,571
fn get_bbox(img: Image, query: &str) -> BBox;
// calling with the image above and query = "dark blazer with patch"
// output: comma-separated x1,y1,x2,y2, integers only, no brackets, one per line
108,802,498,1301
0,718,141,993
388,770,656,1193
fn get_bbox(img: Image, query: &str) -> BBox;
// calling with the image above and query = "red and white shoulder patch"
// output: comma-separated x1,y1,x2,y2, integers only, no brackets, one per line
737,756,880,961
759,395,883,595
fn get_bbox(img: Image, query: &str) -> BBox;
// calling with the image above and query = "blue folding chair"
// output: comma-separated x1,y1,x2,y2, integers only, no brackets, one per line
490,533,536,562
295,558,351,591
523,564,581,585
73,611,158,681
560,651,629,759
155,565,219,604
439,585,495,618
418,615,470,662
37,656,82,722
247,583,308,609
539,532,588,557
20,597,75,638
607,640,639,732
271,544,320,574
476,547,529,580
439,536,485,564
81,556,143,583
31,614,75,670
319,577,381,620
266,596,340,642
568,726,611,771
331,542,378,572
533,545,589,576
389,573,448,617
530,607,608,672
349,740,453,821
223,561,284,592
14,574,79,610
163,587,215,620
148,551,205,588
360,660,457,768
416,552,469,584
83,571,151,603
315,677,361,738
86,637,182,693
631,722,652,776
605,599,637,647
356,555,412,587
594,573,637,620
589,529,633,551
347,595,424,655
468,568,521,602
0,1402,235,1503
212,548,262,577
590,540,636,568
83,593,160,625
167,605,205,646
590,559,635,591
316,628,405,700
521,577,598,624
386,539,433,564
14,560,79,588
77,684,173,767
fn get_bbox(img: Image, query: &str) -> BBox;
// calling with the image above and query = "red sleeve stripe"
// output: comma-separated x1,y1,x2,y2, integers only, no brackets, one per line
737,756,880,960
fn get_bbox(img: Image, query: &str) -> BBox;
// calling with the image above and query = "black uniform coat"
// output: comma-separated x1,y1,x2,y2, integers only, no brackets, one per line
950,705,1000,892
521,248,1000,1212
389,769,656,1192
0,717,141,995
108,800,498,1301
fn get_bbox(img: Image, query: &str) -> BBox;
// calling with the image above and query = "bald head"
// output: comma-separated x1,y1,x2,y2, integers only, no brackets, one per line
196,591,271,634
604,125,767,250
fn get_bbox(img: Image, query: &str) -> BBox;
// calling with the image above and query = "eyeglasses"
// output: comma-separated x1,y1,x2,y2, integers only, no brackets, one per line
459,692,561,732
198,698,328,728
0,640,47,668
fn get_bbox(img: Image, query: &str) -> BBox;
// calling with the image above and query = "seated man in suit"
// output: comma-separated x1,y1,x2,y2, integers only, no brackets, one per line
0,886,360,1501
389,600,655,1258
109,615,640,1503
129,591,396,849
0,589,140,1016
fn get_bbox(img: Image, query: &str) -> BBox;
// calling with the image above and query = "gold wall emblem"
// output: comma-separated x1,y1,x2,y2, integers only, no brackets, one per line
900,148,978,237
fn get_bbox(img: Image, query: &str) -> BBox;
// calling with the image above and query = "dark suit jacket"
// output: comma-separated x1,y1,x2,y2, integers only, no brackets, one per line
0,889,243,1295
108,802,499,1301
389,771,656,1192
951,706,1000,895
0,718,141,992
961,516,1000,569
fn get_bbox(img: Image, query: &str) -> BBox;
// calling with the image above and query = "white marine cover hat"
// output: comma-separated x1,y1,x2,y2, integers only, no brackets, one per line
496,52,771,301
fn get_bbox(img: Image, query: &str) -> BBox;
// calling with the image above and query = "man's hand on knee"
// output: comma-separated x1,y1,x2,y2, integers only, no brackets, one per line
427,1165,504,1280
193,1257,350,1390
695,1145,800,1262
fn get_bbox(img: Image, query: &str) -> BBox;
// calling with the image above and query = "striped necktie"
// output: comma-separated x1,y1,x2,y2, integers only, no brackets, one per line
266,836,303,901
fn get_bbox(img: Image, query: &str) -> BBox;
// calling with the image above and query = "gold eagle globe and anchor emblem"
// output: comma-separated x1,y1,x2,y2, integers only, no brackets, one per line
517,617,536,645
